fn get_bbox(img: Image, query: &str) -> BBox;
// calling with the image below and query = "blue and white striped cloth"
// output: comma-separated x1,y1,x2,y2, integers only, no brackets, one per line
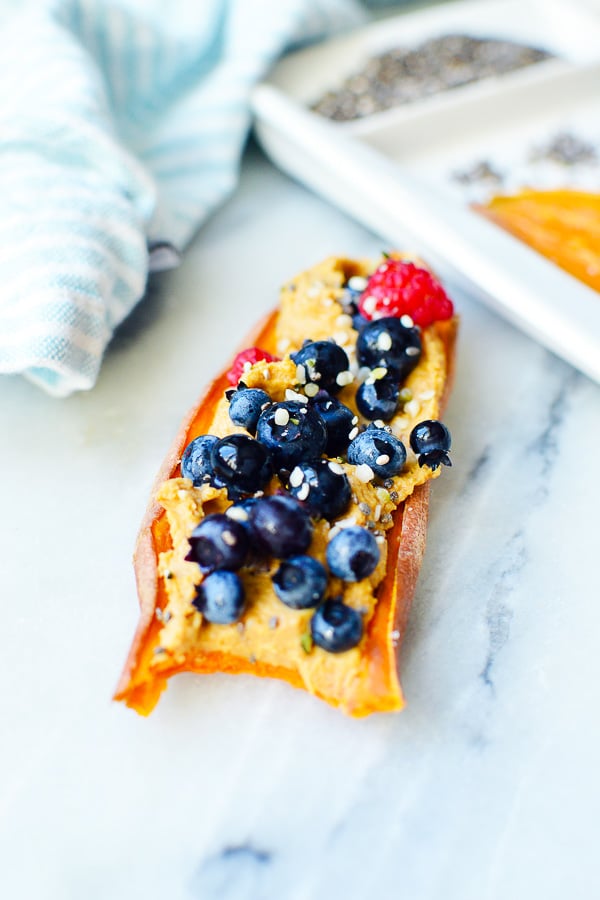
0,0,362,396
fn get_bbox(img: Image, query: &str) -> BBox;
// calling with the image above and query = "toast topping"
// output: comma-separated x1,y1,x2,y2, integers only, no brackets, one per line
150,257,453,684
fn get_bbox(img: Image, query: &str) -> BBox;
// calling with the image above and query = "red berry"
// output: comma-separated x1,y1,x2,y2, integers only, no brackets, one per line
359,260,454,327
226,347,279,385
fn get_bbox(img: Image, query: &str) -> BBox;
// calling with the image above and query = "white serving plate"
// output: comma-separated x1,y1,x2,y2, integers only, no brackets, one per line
252,0,600,383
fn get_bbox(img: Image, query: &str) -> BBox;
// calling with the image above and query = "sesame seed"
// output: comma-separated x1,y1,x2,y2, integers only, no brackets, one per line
371,366,387,380
374,504,382,521
290,467,304,487
296,364,307,384
304,382,319,397
376,454,390,466
226,506,249,522
356,463,374,483
352,415,359,425
348,426,359,441
374,419,386,429
336,370,354,387
334,332,349,346
419,389,435,400
328,461,345,475
277,338,291,353
285,389,307,404
348,275,368,292
376,487,390,503
335,314,353,328
391,629,400,642
376,332,392,352
406,346,420,357
274,408,290,426
357,366,371,383
243,361,252,373
399,387,413,402
400,315,414,328
405,399,421,417
362,295,376,315
297,482,310,501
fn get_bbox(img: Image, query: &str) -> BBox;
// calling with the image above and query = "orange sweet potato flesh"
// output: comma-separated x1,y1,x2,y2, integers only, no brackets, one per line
114,310,457,717
477,189,600,293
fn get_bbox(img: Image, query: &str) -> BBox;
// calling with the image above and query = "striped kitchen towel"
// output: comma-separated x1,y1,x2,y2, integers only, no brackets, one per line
0,0,362,396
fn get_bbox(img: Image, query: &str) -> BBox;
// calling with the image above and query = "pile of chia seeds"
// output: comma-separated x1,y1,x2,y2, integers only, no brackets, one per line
311,34,553,121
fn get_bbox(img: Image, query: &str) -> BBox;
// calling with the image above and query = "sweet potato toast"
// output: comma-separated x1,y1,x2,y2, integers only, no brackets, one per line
115,255,457,716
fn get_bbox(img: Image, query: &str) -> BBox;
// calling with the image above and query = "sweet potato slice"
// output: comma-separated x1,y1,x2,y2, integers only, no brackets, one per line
115,260,457,716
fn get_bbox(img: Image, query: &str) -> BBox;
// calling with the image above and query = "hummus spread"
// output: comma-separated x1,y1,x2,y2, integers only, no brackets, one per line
148,257,449,693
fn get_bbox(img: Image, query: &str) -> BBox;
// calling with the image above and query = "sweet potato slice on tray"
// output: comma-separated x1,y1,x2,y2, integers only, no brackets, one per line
115,255,457,716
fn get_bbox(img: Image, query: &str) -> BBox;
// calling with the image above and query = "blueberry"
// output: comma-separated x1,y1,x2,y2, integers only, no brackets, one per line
256,401,326,469
311,395,357,456
192,570,245,624
249,494,313,559
347,426,406,479
272,555,328,609
356,371,400,421
228,387,271,435
180,434,219,486
291,340,351,394
326,526,380,582
310,599,363,653
357,317,421,381
210,434,272,499
185,513,248,573
286,459,351,520
410,419,452,470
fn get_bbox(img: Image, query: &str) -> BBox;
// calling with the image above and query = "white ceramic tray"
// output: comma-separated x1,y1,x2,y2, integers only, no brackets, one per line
252,0,600,383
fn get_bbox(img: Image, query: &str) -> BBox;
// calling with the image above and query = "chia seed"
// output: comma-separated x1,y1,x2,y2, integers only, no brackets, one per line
311,35,553,122
529,131,599,166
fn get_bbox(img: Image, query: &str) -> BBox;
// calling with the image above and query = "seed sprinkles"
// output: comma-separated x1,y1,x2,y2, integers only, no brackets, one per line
311,35,553,122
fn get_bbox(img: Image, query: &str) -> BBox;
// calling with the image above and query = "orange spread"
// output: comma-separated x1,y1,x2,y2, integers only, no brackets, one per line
478,189,600,293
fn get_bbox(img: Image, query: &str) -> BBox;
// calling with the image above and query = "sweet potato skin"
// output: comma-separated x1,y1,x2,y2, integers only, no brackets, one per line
114,307,457,716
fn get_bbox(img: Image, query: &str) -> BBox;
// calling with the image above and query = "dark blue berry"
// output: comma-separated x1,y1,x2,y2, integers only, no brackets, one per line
310,599,363,652
347,426,406,479
326,526,380,582
249,494,313,559
357,317,421,380
410,419,452,470
356,371,400,421
192,570,245,624
311,395,357,456
210,434,272,499
272,555,327,609
181,434,219,486
256,401,326,469
286,459,351,520
228,387,271,435
185,513,248,573
291,340,350,394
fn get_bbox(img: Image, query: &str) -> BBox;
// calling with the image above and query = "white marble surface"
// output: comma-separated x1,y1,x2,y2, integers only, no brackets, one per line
2,144,600,900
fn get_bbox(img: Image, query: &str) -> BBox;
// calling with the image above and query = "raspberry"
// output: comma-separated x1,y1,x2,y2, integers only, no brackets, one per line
226,347,279,385
359,260,454,327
